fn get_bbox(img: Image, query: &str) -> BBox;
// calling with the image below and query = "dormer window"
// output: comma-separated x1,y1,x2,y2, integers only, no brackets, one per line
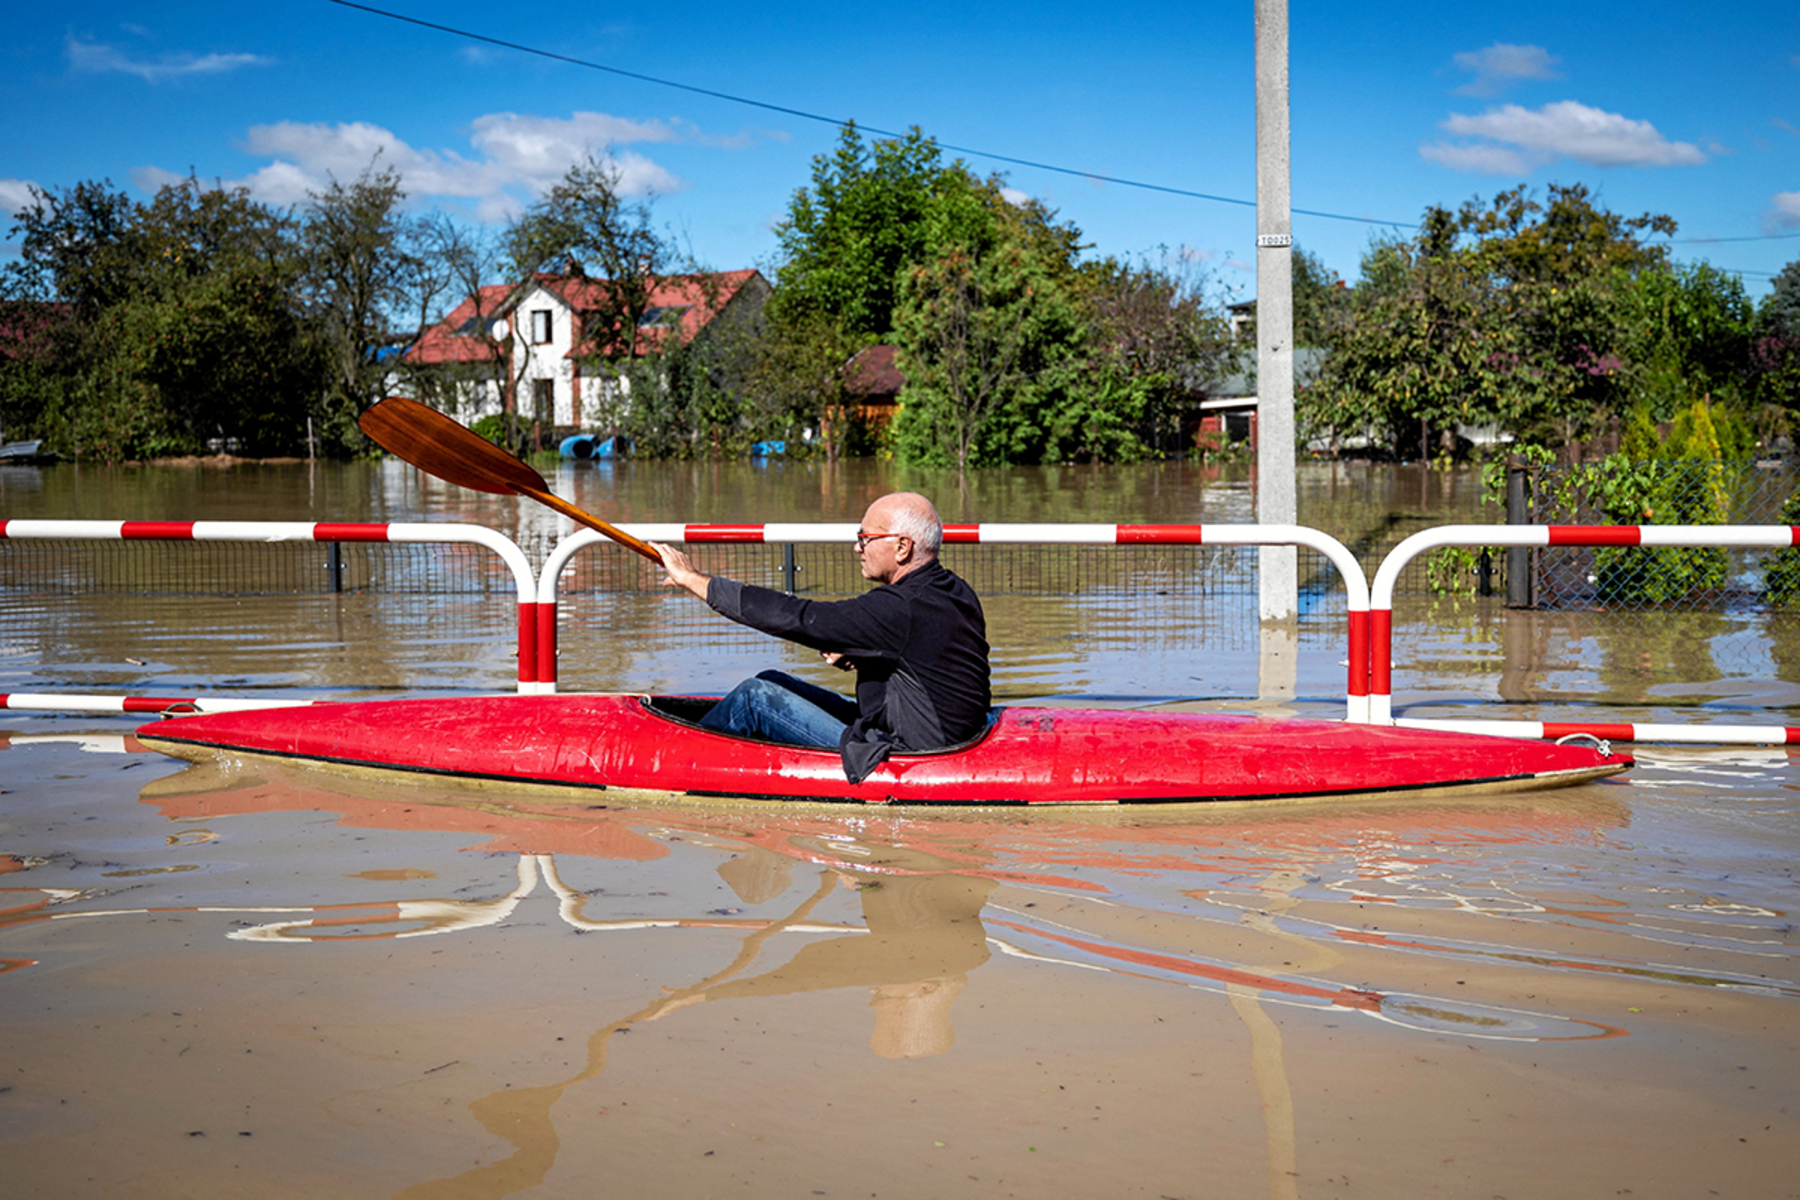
530,310,553,344
638,305,690,327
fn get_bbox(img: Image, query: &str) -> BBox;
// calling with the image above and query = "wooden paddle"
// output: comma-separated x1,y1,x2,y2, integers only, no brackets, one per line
358,397,662,562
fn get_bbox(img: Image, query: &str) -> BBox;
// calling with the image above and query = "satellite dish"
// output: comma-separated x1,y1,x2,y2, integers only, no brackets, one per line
488,318,510,340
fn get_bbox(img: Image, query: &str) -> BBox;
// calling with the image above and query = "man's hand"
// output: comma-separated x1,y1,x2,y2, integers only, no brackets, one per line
821,651,856,671
653,543,711,600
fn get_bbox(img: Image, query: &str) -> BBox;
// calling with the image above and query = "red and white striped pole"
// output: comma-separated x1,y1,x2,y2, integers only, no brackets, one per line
536,522,1372,717
1,693,316,715
1,520,539,692
1370,523,1800,741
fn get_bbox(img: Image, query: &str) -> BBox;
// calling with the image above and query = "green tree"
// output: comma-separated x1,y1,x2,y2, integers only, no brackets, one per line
4,179,144,318
1616,261,1753,417
1594,397,1734,603
770,123,948,341
768,124,1223,466
1076,250,1238,456
739,311,866,460
1752,260,1800,413
1291,246,1351,350
3,176,319,459
300,161,425,453
888,172,1093,469
1305,213,1525,459
1307,185,1681,460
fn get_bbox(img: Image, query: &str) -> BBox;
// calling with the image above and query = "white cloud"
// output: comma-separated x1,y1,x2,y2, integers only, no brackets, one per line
172,113,699,222
1451,43,1562,98
1421,100,1706,173
999,186,1033,207
1419,141,1536,175
128,165,191,195
1769,191,1800,231
66,35,272,82
467,112,682,188
0,178,43,222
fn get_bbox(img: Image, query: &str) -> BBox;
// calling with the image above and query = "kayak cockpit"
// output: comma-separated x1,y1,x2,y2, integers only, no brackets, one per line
636,694,1004,757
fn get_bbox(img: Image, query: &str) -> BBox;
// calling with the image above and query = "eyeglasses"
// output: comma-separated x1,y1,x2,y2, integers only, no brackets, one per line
855,531,907,551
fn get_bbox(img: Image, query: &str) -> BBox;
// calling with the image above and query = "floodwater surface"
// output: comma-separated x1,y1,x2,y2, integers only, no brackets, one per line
3,458,1799,1198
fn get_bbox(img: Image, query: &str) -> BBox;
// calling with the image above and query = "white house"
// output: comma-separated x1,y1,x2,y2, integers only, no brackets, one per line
401,268,770,430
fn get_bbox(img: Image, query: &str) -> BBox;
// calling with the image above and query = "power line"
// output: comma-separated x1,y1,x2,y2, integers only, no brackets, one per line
325,1,1800,251
1671,232,1800,244
324,0,1409,229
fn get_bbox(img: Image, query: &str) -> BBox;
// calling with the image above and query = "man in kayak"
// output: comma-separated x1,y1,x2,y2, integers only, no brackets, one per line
653,491,991,783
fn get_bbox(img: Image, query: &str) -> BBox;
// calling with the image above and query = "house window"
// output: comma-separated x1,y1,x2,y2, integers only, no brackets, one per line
637,305,690,327
533,379,555,424
530,310,553,344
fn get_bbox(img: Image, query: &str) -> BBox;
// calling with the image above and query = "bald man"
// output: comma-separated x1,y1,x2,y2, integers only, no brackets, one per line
655,492,991,784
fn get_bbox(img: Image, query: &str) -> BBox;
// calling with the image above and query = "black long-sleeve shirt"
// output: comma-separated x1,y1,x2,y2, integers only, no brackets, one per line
705,559,991,782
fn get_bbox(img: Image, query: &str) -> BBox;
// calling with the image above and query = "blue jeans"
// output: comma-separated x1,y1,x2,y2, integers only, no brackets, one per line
698,670,858,748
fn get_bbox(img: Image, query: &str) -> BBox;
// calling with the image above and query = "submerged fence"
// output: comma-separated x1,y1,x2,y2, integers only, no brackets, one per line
1,520,542,688
12,514,1800,743
533,523,1371,715
1372,523,1800,744
1493,459,1800,611
1,520,1370,715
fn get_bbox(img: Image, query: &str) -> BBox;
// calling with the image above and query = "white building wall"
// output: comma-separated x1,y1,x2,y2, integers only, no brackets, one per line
511,284,579,427
387,372,504,421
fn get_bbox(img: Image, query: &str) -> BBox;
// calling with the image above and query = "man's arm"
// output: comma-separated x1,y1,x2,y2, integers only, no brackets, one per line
657,541,908,663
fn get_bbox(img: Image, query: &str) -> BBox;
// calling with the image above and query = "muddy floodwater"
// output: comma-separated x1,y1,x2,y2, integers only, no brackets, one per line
4,458,1800,1199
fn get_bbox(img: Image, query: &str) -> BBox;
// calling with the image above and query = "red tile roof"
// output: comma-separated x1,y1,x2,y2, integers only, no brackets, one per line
405,269,763,366
404,285,515,365
842,344,905,398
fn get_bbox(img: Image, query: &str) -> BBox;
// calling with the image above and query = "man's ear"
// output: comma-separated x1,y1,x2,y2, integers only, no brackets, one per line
895,536,915,564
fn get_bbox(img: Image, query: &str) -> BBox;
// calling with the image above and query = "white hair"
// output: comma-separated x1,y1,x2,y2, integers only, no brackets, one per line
884,494,942,557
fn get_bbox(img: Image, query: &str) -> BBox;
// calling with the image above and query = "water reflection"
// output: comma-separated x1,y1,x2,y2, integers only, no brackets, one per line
111,758,1786,1018
0,744,1792,1199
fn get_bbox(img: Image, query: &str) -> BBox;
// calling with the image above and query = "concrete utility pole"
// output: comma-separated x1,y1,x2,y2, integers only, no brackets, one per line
1254,0,1297,623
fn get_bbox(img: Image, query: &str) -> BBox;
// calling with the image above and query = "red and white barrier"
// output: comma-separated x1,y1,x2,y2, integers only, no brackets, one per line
535,523,1374,717
1370,524,1800,741
1,693,317,715
1396,718,1800,746
0,519,540,690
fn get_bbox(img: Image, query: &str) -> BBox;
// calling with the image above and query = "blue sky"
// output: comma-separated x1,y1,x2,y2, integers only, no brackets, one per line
3,0,1797,303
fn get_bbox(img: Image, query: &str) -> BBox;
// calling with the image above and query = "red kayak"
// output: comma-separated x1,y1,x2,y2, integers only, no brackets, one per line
136,694,1631,805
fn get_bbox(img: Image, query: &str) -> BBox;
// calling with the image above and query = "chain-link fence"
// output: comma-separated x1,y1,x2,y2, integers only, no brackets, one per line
1527,459,1800,610
2,539,1348,601
1,538,1358,705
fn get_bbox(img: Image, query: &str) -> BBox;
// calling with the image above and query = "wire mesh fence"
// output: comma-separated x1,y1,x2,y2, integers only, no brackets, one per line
0,539,1357,706
0,539,519,596
1528,459,1800,611
2,539,1347,601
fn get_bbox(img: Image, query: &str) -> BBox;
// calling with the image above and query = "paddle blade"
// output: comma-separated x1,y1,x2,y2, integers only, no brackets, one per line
359,396,664,563
359,397,550,497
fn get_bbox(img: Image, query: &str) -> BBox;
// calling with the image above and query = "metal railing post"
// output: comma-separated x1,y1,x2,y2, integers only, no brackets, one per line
1505,459,1534,608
